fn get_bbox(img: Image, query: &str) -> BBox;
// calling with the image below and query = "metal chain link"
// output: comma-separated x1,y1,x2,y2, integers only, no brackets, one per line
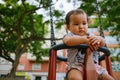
96,0,105,38
49,0,56,47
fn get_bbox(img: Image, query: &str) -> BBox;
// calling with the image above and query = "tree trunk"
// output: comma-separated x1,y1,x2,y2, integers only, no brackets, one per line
4,52,22,80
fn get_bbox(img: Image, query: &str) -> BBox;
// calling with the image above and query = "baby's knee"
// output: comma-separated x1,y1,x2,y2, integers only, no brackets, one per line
100,73,115,80
67,69,83,80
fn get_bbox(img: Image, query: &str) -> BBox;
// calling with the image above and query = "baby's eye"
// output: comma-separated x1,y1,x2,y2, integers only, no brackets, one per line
74,24,79,26
83,23,86,25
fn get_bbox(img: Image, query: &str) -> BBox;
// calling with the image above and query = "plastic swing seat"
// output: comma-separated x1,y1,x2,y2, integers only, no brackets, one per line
48,43,113,80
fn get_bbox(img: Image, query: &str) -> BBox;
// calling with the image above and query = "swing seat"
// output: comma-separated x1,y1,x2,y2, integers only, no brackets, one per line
48,43,113,80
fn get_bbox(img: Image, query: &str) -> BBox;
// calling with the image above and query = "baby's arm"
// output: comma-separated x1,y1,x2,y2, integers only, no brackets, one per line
63,35,89,46
63,35,105,51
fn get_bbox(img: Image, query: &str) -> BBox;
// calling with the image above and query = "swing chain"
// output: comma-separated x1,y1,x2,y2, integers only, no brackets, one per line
95,0,105,38
49,0,56,47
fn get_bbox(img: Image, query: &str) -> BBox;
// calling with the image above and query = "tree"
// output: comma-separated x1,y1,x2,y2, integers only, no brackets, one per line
0,0,63,80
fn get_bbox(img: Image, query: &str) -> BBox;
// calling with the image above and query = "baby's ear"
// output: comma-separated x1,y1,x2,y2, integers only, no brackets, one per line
65,25,69,30
65,25,69,33
88,18,93,24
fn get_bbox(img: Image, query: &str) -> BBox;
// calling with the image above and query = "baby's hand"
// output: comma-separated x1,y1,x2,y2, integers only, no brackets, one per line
88,36,100,45
87,36,101,51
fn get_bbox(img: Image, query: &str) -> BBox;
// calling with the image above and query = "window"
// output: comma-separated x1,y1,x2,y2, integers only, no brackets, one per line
0,58,10,64
18,64,25,70
32,63,41,70
35,76,41,80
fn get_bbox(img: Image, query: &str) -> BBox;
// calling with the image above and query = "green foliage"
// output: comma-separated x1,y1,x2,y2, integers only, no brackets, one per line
0,0,64,64
80,1,96,16
53,10,65,29
53,10,64,18
55,20,64,29
0,0,50,62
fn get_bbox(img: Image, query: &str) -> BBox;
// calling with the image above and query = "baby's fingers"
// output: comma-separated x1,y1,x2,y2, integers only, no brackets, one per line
89,37,100,45
89,44,99,51
92,40,100,45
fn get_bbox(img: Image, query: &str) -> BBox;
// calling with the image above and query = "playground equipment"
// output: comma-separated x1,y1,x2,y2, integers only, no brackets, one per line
48,43,113,80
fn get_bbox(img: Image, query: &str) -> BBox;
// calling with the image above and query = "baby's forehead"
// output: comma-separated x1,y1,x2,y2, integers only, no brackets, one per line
69,14,87,23
70,14,87,19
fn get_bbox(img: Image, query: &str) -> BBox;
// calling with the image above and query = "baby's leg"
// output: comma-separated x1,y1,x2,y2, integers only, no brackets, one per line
99,72,115,80
67,68,83,80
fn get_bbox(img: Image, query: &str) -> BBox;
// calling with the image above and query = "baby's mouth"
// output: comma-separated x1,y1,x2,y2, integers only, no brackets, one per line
79,30,84,33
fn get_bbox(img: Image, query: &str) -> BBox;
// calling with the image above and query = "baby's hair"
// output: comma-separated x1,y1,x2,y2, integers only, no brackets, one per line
65,9,89,25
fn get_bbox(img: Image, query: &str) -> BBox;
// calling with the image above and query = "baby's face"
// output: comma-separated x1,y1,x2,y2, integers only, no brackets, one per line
68,13,88,36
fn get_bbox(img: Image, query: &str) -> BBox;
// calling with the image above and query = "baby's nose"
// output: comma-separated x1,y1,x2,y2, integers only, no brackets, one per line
79,25,84,28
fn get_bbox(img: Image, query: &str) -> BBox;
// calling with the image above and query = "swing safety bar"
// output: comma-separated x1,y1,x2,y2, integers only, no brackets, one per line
48,43,113,80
